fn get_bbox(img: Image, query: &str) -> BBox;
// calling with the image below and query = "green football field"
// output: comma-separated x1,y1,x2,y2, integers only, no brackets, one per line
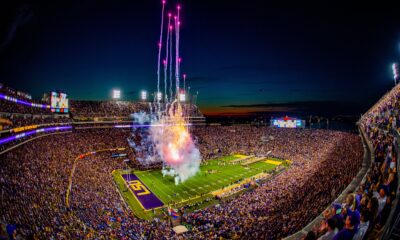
112,155,284,219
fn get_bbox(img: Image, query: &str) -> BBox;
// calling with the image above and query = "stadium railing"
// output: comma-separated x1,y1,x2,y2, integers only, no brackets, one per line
283,125,373,240
380,129,400,239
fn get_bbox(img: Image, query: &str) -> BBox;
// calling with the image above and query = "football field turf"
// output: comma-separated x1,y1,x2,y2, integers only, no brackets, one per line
112,155,283,219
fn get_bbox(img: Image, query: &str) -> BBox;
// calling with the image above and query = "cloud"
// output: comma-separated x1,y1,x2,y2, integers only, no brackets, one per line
212,100,362,117
220,101,336,108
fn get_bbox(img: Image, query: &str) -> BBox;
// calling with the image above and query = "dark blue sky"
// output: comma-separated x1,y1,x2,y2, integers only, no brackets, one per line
1,1,400,116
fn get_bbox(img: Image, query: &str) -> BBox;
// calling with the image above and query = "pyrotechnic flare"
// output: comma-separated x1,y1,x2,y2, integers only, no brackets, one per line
156,0,166,102
183,73,186,92
169,24,173,100
164,13,172,102
150,101,201,184
178,57,182,86
131,2,200,185
174,6,181,98
163,59,167,102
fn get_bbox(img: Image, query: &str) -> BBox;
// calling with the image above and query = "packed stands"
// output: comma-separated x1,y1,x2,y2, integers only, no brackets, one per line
3,82,399,239
69,100,148,119
0,83,50,115
284,85,400,239
185,127,363,239
0,125,363,239
0,83,32,101
0,114,71,131
69,100,203,119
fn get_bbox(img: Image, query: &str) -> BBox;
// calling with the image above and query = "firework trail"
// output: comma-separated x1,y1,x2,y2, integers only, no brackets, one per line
183,73,186,93
163,58,167,102
163,13,172,102
174,5,181,98
169,24,173,100
129,2,201,185
156,0,166,103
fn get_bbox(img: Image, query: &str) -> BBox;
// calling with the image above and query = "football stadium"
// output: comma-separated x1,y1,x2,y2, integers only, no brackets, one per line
112,155,286,219
1,1,400,240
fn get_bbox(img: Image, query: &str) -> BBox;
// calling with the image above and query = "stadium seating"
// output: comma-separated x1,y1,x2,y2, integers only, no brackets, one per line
285,84,400,239
0,82,398,239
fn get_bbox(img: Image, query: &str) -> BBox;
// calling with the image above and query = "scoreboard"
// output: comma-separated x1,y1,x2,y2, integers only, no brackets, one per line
51,92,69,113
271,117,305,128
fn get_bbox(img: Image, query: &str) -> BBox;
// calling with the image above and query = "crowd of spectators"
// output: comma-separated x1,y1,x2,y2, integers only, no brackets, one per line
0,84,32,102
0,84,50,115
0,129,174,239
4,83,395,240
69,100,149,118
290,85,400,240
0,114,71,131
69,100,203,119
0,125,364,239
0,98,50,115
184,127,363,239
361,83,400,131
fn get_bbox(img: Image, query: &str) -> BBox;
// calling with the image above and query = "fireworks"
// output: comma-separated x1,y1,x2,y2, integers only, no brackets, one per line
130,1,200,185
156,0,166,101
151,101,200,184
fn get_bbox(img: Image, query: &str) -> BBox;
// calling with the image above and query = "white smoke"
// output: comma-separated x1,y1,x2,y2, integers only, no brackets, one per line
129,108,201,184
131,111,150,125
150,118,201,184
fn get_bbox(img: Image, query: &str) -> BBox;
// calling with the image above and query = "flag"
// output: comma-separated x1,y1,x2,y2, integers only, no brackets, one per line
168,208,179,219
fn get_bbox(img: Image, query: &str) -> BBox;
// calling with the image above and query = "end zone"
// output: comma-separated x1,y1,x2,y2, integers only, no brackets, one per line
122,174,164,210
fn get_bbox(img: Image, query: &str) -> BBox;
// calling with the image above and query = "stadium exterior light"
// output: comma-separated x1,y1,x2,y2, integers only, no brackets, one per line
141,91,147,101
112,89,121,99
179,91,186,102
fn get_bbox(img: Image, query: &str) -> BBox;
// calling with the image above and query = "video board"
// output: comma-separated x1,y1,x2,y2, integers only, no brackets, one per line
271,117,305,128
51,92,69,113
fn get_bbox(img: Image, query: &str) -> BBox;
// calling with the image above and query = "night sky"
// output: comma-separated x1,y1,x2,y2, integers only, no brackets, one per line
1,1,400,116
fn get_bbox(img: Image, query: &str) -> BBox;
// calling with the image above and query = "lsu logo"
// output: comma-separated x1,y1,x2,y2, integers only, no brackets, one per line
128,180,151,196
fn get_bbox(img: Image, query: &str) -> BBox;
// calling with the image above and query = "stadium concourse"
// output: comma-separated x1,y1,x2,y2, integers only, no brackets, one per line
0,83,398,240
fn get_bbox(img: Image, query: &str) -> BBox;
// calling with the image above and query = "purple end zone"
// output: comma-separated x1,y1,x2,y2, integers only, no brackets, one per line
122,174,164,210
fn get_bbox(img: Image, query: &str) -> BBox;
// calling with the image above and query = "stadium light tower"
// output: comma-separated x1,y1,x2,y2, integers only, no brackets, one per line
112,89,121,100
179,90,186,102
393,63,399,85
156,92,163,101
141,91,147,101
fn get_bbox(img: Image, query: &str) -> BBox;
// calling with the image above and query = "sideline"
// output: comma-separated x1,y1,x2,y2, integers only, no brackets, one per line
65,147,126,208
